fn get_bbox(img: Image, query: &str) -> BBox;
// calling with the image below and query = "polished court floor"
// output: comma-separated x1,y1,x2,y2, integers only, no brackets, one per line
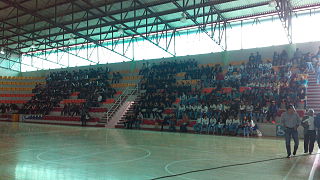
0,122,319,180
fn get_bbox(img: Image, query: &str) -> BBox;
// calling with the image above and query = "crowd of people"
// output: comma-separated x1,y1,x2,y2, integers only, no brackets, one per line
122,48,320,136
19,67,117,115
0,104,19,114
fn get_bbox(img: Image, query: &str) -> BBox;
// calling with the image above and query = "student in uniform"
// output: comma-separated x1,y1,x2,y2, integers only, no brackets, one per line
208,116,217,134
194,116,203,133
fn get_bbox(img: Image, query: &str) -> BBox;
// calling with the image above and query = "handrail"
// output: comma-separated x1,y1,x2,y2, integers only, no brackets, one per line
104,85,138,122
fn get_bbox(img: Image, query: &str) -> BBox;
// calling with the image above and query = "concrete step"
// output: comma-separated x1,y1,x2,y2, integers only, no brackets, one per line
306,92,320,95
307,97,320,101
307,89,320,92
307,86,320,89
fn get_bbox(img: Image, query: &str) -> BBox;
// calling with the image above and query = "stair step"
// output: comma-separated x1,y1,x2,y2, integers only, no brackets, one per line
306,92,320,95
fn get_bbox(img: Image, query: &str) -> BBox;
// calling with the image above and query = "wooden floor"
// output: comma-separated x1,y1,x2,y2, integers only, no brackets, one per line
0,122,319,180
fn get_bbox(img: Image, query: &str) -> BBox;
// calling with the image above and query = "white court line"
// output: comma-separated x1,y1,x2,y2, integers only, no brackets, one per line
283,156,300,180
308,149,320,180
0,149,33,156
36,146,152,166
0,129,81,137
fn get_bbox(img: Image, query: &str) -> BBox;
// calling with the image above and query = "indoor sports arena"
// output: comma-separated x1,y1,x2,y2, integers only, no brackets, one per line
1,0,320,179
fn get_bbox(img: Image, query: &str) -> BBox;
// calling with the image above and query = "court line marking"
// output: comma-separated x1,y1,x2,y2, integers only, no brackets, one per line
36,146,152,166
308,149,320,180
152,153,318,180
165,159,209,180
164,158,282,180
283,156,300,180
0,129,82,137
0,149,33,156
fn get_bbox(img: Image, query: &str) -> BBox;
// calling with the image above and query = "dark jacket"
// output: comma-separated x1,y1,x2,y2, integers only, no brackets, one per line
315,114,320,128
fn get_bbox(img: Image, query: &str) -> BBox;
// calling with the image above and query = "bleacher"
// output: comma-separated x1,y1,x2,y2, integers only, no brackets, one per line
0,76,46,105
116,59,308,133
0,55,310,132
0,69,142,127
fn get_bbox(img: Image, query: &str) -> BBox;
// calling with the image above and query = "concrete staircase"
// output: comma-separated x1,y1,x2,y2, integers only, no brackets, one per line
115,95,141,128
306,73,320,113
105,100,135,128
99,86,138,127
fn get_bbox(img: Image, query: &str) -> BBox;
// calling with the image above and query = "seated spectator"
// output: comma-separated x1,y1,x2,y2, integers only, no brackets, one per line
208,116,217,134
179,114,189,132
230,117,240,136
194,116,203,133
225,117,233,135
267,101,278,123
216,119,225,135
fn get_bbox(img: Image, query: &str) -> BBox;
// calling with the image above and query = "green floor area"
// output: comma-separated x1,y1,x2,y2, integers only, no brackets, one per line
0,122,319,180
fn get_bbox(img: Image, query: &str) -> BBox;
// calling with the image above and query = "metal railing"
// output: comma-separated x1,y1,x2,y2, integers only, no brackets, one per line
103,84,138,123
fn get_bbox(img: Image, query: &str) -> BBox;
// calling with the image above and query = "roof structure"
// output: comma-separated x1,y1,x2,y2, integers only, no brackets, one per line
0,0,320,61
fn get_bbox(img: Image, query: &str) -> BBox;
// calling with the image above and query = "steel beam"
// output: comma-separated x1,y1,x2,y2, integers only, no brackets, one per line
171,0,230,50
1,0,134,61
79,0,176,57
2,18,97,66
275,0,293,44
0,0,230,43
0,0,127,31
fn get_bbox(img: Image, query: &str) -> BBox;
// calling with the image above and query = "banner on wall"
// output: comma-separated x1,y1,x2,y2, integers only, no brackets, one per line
21,114,43,121
276,125,285,136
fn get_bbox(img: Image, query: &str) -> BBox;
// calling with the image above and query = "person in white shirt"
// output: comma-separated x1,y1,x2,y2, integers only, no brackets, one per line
246,104,253,120
231,118,241,135
97,95,102,102
196,104,202,119
191,104,197,120
177,104,185,119
216,119,225,135
216,103,222,119
225,117,233,134
262,104,269,122
224,105,230,113
209,117,217,134
236,73,241,80
240,63,245,72
203,105,208,114
152,107,158,118
194,117,203,133
202,116,210,133
224,75,229,81
302,109,316,154
180,93,187,104
239,103,246,120
228,64,234,74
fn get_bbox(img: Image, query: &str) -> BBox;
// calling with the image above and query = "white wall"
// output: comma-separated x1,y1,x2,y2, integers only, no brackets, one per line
21,41,320,77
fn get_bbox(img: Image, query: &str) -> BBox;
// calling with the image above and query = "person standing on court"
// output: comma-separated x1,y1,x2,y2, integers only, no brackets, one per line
280,105,301,158
302,109,316,154
314,113,320,148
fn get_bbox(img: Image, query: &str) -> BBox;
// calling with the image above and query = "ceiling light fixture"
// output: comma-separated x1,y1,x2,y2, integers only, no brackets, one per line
0,48,5,55
269,0,277,7
118,25,124,35
30,42,36,49
180,12,187,23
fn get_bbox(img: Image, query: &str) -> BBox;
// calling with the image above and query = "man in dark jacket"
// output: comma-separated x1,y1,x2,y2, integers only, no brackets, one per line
314,113,320,148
